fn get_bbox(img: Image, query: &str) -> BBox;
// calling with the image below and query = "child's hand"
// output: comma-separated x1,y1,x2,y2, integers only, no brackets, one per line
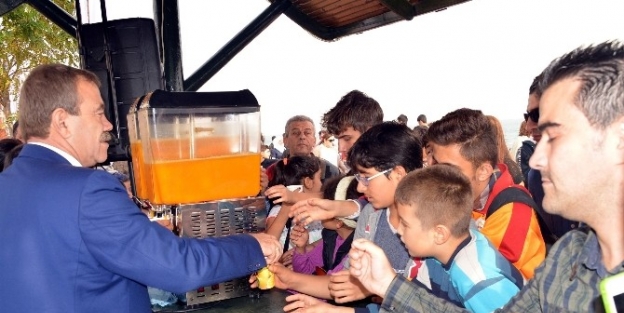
265,185,295,204
284,293,351,312
328,270,370,303
290,198,338,226
290,224,309,251
280,249,294,268
249,263,290,290
268,263,291,290
348,239,396,297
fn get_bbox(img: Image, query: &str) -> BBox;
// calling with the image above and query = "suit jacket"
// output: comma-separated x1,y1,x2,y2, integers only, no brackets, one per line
0,144,266,312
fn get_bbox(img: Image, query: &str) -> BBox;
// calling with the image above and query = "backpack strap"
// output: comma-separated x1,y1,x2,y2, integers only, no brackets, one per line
486,186,556,243
486,187,537,219
283,217,294,254
321,228,338,271
321,228,355,272
330,230,355,271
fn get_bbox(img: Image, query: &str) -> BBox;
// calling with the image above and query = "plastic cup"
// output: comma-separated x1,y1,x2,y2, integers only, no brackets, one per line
256,267,275,290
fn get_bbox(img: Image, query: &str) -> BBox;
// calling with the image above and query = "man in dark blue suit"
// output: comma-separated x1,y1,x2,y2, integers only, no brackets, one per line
0,64,283,312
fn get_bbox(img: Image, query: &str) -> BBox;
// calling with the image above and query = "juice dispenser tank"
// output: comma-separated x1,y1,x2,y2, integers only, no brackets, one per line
128,89,261,205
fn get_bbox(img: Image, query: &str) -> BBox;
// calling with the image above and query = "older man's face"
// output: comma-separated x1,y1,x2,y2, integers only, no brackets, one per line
284,121,316,156
64,79,113,167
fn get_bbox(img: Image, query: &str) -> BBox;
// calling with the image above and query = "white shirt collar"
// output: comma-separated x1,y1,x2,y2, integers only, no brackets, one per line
28,142,83,167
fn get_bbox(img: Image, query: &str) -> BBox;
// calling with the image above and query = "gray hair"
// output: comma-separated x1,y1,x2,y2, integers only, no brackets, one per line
284,115,315,136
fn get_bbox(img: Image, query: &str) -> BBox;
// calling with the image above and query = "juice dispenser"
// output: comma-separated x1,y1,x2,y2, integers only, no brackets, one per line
130,89,261,205
128,90,268,305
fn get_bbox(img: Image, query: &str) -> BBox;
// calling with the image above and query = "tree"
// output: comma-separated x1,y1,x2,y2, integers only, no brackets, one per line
0,0,78,133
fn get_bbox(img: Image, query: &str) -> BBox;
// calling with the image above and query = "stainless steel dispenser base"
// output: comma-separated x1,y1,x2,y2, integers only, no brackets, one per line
177,196,267,306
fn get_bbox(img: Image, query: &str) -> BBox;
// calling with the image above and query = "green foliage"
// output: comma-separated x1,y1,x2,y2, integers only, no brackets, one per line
0,0,78,119
2,111,17,137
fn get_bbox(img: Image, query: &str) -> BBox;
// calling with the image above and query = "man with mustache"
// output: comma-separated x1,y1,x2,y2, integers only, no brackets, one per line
266,115,341,184
0,64,283,313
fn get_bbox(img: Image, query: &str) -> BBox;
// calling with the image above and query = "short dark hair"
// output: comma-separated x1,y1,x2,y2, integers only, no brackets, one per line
397,114,408,124
417,114,427,123
2,144,23,171
348,122,422,173
412,126,428,143
540,41,624,130
426,108,498,169
268,155,321,187
0,138,22,172
322,90,383,136
395,164,473,237
529,74,542,96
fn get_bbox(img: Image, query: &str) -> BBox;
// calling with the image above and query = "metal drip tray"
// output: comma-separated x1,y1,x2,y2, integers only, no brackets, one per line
177,197,266,306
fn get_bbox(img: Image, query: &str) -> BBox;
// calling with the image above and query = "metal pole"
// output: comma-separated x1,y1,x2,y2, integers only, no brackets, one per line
156,0,184,91
27,0,78,38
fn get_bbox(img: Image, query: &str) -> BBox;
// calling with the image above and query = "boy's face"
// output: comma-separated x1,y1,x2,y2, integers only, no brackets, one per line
355,166,396,209
429,143,488,201
397,202,436,258
336,126,362,157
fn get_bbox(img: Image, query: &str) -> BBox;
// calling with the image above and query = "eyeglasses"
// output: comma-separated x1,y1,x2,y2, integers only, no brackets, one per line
524,109,539,122
354,169,392,187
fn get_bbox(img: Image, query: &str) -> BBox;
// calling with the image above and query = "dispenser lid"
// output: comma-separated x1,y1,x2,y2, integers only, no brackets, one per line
137,89,259,112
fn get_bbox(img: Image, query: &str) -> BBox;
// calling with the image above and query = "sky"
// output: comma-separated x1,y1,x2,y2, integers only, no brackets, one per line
86,0,624,137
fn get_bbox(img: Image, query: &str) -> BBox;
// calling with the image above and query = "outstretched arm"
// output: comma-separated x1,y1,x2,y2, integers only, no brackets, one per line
290,198,360,226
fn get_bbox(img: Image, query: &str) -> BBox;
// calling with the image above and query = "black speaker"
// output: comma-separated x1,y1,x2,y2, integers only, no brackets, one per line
79,18,163,162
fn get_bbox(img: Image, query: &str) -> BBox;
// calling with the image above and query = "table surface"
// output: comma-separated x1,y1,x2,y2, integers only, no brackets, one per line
153,289,290,313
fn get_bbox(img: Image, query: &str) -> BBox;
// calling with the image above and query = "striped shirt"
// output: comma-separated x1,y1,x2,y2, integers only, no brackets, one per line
408,229,523,313
380,227,624,313
474,163,546,279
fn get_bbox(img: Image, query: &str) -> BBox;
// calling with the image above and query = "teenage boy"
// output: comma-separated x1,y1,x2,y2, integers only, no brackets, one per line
322,89,384,170
426,108,545,279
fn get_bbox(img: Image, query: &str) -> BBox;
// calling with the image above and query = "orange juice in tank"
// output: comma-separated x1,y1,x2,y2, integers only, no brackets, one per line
129,90,262,205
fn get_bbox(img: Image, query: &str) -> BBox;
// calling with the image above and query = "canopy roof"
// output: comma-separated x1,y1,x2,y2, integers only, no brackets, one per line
277,0,470,41
1,0,471,41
